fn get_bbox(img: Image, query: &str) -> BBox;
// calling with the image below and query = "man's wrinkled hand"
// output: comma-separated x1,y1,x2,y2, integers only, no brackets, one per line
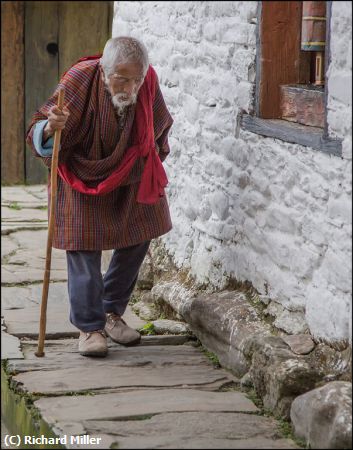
44,105,70,139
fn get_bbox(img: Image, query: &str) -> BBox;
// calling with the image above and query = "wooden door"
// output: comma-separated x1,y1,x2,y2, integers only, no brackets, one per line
24,1,113,184
25,1,59,184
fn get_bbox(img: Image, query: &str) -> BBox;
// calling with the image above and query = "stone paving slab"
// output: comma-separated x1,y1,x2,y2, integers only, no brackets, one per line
9,343,209,372
1,318,24,359
3,303,76,338
19,334,193,347
1,229,67,284
1,283,68,309
35,388,258,424
1,187,45,205
2,303,145,338
80,413,299,449
1,331,24,359
100,435,297,449
2,223,48,234
14,364,234,394
4,229,58,252
1,206,48,222
24,185,48,199
1,200,46,208
1,264,67,285
1,235,19,259
6,249,67,270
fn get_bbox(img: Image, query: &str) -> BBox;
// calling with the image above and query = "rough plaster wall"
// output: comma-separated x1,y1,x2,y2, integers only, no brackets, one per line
113,1,352,345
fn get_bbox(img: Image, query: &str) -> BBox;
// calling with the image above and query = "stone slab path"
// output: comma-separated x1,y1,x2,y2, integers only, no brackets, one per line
1,186,299,449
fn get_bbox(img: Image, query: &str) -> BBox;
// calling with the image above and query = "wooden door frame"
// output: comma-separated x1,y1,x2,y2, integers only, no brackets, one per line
1,1,25,185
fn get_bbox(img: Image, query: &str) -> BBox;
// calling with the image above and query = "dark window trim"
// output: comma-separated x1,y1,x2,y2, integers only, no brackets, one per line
241,1,343,157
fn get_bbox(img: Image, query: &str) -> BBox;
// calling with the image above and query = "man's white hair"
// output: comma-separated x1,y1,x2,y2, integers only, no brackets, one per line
100,36,149,77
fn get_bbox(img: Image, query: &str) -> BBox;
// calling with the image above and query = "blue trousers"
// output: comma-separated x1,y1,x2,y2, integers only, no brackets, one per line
66,241,150,332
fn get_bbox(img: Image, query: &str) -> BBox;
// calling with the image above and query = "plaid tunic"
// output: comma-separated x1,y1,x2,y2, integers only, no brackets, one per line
26,59,173,250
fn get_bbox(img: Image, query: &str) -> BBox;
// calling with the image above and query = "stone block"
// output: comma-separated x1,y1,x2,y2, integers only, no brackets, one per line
273,309,309,335
234,80,253,112
265,207,298,234
152,319,191,335
318,248,352,293
306,281,351,343
150,282,196,318
240,190,269,218
136,253,154,290
291,381,352,449
328,71,352,106
132,301,158,321
248,335,325,419
281,334,315,355
181,290,272,378
117,1,140,21
208,191,230,220
328,195,352,224
342,136,352,160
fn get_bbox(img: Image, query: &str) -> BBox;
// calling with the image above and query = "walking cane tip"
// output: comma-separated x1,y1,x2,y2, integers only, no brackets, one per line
35,351,45,357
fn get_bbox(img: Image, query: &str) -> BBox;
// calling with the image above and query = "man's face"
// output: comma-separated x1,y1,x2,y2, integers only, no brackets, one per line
104,61,145,112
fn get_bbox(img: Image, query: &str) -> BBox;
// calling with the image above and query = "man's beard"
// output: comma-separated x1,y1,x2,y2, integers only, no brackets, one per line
102,76,138,115
111,92,138,115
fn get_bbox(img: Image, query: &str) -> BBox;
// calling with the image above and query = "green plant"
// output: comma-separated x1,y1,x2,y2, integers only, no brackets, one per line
244,387,306,448
139,322,156,335
276,416,307,448
199,345,221,368
8,202,22,210
245,388,265,411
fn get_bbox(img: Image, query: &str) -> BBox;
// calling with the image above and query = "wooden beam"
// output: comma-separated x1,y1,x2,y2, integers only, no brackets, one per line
280,84,325,128
241,114,342,156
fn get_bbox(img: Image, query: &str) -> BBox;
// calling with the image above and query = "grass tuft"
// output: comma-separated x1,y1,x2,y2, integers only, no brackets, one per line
7,202,22,210
139,322,156,335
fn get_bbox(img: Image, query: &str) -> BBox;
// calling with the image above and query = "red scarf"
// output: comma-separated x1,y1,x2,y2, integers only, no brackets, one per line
57,55,168,204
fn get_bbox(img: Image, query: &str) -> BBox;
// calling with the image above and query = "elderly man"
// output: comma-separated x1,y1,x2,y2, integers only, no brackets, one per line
26,37,173,357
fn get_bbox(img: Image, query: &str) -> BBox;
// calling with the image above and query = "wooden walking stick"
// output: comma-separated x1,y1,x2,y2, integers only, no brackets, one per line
35,88,65,357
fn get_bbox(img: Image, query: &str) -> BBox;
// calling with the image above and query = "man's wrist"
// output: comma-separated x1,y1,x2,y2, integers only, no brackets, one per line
42,124,54,143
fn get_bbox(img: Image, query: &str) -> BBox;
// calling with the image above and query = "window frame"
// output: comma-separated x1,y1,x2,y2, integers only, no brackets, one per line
240,1,342,157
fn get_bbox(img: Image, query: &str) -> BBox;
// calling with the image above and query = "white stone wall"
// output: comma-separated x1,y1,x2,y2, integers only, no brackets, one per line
113,1,352,345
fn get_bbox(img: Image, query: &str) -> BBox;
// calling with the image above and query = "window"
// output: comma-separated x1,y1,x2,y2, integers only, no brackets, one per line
241,1,342,156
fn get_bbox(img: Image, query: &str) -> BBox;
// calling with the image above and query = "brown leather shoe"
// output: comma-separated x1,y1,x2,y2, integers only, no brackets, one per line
78,330,108,357
105,313,141,346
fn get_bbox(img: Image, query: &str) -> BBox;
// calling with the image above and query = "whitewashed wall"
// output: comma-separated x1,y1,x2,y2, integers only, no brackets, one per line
113,1,352,345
